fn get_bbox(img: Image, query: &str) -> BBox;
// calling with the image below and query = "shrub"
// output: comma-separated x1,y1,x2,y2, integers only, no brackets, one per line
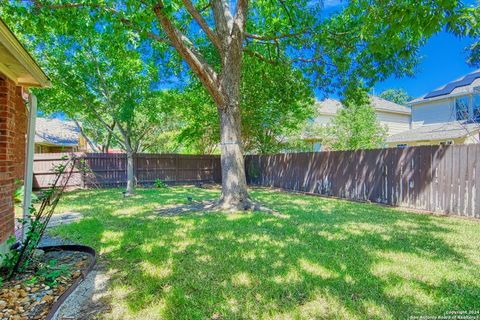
154,179,168,189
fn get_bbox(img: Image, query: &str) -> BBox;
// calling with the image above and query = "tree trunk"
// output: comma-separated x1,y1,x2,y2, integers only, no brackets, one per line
153,0,251,210
217,41,251,210
125,149,135,196
217,104,250,209
218,14,252,210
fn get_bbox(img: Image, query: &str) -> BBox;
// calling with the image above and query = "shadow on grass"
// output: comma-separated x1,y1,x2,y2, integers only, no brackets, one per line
50,187,480,320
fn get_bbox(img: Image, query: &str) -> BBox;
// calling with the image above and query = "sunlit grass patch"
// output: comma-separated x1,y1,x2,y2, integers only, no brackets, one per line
50,186,480,319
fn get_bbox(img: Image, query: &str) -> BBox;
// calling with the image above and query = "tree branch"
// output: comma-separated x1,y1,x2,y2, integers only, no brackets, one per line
33,1,171,44
234,0,248,36
181,0,221,51
245,31,307,41
211,0,234,38
118,18,170,44
154,1,223,105
72,119,100,153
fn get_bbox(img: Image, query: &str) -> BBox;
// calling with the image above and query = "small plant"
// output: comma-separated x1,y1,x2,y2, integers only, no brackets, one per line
24,275,39,286
37,259,69,286
0,156,77,280
155,179,168,189
13,179,23,204
0,236,19,273
14,183,39,206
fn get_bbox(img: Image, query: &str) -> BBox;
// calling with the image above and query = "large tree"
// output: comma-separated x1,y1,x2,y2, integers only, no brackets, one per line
9,0,478,209
175,55,314,154
2,7,175,196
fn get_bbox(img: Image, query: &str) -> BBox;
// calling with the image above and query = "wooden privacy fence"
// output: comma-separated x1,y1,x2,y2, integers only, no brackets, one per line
33,153,221,189
245,145,480,218
34,145,480,218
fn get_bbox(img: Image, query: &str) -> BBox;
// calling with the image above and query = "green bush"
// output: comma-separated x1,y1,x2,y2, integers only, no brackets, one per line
154,179,168,189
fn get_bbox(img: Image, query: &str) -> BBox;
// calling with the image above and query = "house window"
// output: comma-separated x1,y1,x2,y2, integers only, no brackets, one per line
473,94,480,122
455,96,469,120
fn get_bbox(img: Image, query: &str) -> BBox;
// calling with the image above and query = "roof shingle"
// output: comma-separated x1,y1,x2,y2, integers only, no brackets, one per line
386,121,480,143
35,118,80,147
316,96,411,115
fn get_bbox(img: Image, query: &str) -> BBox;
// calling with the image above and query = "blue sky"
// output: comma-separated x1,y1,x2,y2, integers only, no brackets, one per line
373,32,477,99
321,0,478,100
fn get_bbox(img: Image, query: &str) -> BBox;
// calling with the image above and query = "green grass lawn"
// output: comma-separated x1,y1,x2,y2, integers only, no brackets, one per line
51,186,480,320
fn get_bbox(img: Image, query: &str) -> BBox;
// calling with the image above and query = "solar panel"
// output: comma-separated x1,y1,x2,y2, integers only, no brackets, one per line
424,70,480,99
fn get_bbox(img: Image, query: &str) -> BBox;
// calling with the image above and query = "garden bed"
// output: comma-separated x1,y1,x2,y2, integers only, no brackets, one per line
0,245,95,320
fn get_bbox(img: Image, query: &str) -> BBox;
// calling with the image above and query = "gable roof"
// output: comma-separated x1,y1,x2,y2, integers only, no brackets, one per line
316,96,411,115
35,118,80,147
0,18,50,87
386,121,480,143
410,69,480,105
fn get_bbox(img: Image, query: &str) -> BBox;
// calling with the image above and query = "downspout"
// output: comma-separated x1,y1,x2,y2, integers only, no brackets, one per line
22,93,37,240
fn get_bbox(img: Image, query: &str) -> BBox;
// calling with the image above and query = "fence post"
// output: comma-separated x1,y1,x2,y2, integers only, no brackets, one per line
81,153,86,189
134,153,138,187
176,154,179,183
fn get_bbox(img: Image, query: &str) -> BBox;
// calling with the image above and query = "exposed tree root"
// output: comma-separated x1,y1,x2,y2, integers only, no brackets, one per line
155,199,283,217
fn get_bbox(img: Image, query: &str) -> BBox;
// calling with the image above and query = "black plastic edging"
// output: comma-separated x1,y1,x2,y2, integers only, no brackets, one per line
37,245,97,320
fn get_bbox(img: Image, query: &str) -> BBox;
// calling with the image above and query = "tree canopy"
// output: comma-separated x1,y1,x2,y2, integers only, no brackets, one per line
329,93,387,151
379,88,413,105
1,4,177,195
3,0,479,208
175,55,314,154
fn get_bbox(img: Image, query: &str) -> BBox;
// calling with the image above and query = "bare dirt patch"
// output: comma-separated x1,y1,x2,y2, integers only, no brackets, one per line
154,199,286,218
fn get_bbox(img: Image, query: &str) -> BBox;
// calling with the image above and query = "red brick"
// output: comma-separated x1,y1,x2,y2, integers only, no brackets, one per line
0,77,27,243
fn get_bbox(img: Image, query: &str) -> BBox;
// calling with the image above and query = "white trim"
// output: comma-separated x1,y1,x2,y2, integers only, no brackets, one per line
410,91,475,106
23,93,37,240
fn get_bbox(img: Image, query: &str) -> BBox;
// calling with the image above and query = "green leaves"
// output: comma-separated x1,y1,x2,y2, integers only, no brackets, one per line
379,88,412,105
2,1,176,153
173,56,314,154
318,87,387,151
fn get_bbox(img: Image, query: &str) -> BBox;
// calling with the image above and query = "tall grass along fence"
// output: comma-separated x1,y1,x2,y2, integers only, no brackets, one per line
33,153,221,189
245,144,480,218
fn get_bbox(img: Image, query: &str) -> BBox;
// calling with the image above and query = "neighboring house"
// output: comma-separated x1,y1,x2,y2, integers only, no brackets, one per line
387,70,480,147
305,96,411,151
0,19,49,255
34,117,88,153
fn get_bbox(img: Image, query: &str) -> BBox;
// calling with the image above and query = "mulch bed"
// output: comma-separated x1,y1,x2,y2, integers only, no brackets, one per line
0,249,93,320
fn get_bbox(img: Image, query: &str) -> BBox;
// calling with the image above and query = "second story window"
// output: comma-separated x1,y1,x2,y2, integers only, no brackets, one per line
473,94,480,122
455,96,469,120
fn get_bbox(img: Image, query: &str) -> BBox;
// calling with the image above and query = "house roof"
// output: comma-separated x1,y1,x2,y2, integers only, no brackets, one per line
410,69,480,105
386,121,480,144
316,96,411,115
0,18,50,87
35,118,80,147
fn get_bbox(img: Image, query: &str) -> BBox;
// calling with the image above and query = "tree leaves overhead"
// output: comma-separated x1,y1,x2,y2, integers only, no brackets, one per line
2,0,478,156
7,0,477,98
174,55,314,154
2,1,177,154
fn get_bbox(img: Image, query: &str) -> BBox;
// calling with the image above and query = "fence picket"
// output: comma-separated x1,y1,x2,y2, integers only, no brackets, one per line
245,145,480,218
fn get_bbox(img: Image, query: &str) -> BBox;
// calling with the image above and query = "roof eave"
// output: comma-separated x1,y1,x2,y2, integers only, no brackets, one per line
0,19,50,88
387,129,480,143
409,89,478,106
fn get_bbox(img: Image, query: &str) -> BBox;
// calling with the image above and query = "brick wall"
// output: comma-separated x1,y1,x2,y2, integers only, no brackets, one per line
0,76,27,243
